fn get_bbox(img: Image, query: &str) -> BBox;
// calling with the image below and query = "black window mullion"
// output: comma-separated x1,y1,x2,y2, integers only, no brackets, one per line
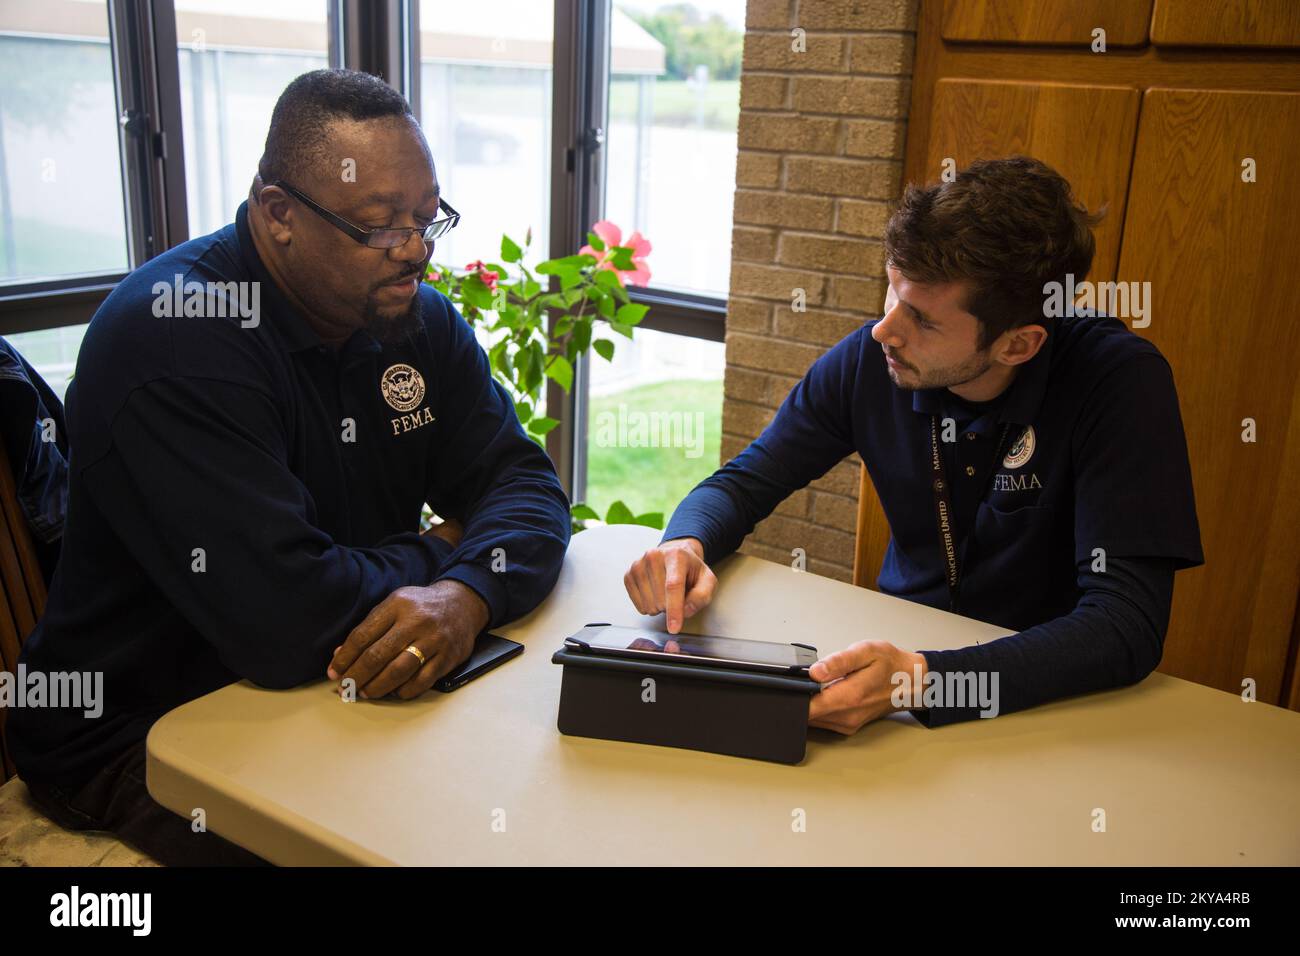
107,0,188,261
147,0,188,250
327,0,345,69
338,0,417,105
548,0,609,500
626,287,726,343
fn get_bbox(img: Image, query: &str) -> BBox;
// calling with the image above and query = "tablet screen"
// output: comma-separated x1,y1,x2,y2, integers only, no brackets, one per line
576,624,807,668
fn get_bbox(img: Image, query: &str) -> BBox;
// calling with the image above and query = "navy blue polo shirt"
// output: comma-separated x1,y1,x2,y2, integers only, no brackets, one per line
665,312,1203,635
10,201,570,789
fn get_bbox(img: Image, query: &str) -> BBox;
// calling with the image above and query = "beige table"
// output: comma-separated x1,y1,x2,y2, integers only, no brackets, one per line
147,524,1300,865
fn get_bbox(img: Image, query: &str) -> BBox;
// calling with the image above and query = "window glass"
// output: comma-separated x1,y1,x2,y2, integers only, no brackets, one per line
175,0,330,237
605,2,743,296
585,327,724,519
0,1,129,285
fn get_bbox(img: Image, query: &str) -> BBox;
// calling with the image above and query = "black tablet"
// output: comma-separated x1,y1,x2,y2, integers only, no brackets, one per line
564,623,817,675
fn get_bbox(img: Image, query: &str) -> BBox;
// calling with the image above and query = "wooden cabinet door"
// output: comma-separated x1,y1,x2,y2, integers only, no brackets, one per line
942,0,1152,45
1152,0,1300,49
925,78,1140,281
1117,88,1300,701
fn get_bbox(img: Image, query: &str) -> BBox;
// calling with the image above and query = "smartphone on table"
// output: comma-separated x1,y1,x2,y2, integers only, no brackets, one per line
433,632,523,692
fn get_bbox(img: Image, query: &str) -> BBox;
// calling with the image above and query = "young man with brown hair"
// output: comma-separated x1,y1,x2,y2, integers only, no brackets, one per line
624,157,1203,734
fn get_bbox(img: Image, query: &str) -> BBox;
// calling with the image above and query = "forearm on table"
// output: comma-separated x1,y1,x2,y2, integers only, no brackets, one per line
911,556,1176,727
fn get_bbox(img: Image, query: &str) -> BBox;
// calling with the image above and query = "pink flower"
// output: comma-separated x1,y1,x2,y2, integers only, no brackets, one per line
580,220,652,287
425,268,442,282
464,260,499,290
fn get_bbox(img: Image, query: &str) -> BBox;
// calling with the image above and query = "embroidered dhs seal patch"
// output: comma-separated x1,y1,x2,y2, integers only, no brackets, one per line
380,364,426,412
1003,426,1036,469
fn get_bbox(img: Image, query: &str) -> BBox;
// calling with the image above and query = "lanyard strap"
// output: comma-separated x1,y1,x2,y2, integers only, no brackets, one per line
928,415,1012,613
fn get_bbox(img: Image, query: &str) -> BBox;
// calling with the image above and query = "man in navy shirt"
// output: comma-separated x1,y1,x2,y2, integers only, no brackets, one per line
625,157,1202,733
10,70,570,863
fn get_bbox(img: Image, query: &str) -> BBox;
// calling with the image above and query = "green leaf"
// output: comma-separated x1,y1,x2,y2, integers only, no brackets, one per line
615,302,649,326
609,321,634,339
593,269,621,291
592,339,615,362
609,246,635,271
501,235,522,263
570,503,599,522
586,231,606,252
460,274,494,310
604,500,635,524
527,415,560,436
633,512,665,529
513,401,532,424
573,318,592,354
537,253,597,273
557,267,581,291
545,354,573,391
595,291,615,319
515,346,535,391
523,343,544,392
490,341,513,377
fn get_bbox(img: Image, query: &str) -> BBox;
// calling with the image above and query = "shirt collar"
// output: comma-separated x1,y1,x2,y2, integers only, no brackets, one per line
234,200,383,359
911,327,1053,427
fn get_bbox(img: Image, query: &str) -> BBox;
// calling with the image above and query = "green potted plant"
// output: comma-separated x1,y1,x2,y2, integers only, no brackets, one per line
423,220,664,533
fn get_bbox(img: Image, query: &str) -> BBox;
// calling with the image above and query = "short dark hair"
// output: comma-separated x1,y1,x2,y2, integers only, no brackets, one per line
883,156,1104,348
258,69,413,185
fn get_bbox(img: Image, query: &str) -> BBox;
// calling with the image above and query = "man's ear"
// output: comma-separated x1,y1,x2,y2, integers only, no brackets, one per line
252,177,295,246
997,323,1048,367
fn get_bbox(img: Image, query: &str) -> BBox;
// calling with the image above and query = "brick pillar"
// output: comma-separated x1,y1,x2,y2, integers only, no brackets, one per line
721,0,918,582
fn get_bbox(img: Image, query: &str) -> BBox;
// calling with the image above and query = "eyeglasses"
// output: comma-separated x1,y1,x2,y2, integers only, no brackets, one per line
272,180,460,249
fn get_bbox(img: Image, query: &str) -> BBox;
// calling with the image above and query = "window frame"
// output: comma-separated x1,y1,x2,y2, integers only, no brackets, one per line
0,0,189,332
0,0,408,331
0,0,729,509
548,0,728,503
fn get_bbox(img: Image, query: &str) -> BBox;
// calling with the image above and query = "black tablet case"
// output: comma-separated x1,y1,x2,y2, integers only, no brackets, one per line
552,647,820,764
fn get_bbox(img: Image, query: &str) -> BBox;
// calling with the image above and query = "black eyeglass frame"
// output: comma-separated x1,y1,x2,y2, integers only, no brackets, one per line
272,180,460,249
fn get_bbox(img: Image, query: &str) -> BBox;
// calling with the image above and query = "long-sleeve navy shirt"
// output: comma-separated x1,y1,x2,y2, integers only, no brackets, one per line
663,315,1203,726
10,201,571,789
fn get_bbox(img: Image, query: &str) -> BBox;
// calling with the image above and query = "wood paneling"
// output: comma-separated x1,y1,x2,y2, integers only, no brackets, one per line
859,1,1300,705
942,0,1152,46
1152,0,1300,49
904,2,1300,195
924,79,1139,281
1117,88,1300,699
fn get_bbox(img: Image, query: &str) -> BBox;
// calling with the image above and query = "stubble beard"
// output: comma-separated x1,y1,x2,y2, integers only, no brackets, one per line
887,348,994,392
